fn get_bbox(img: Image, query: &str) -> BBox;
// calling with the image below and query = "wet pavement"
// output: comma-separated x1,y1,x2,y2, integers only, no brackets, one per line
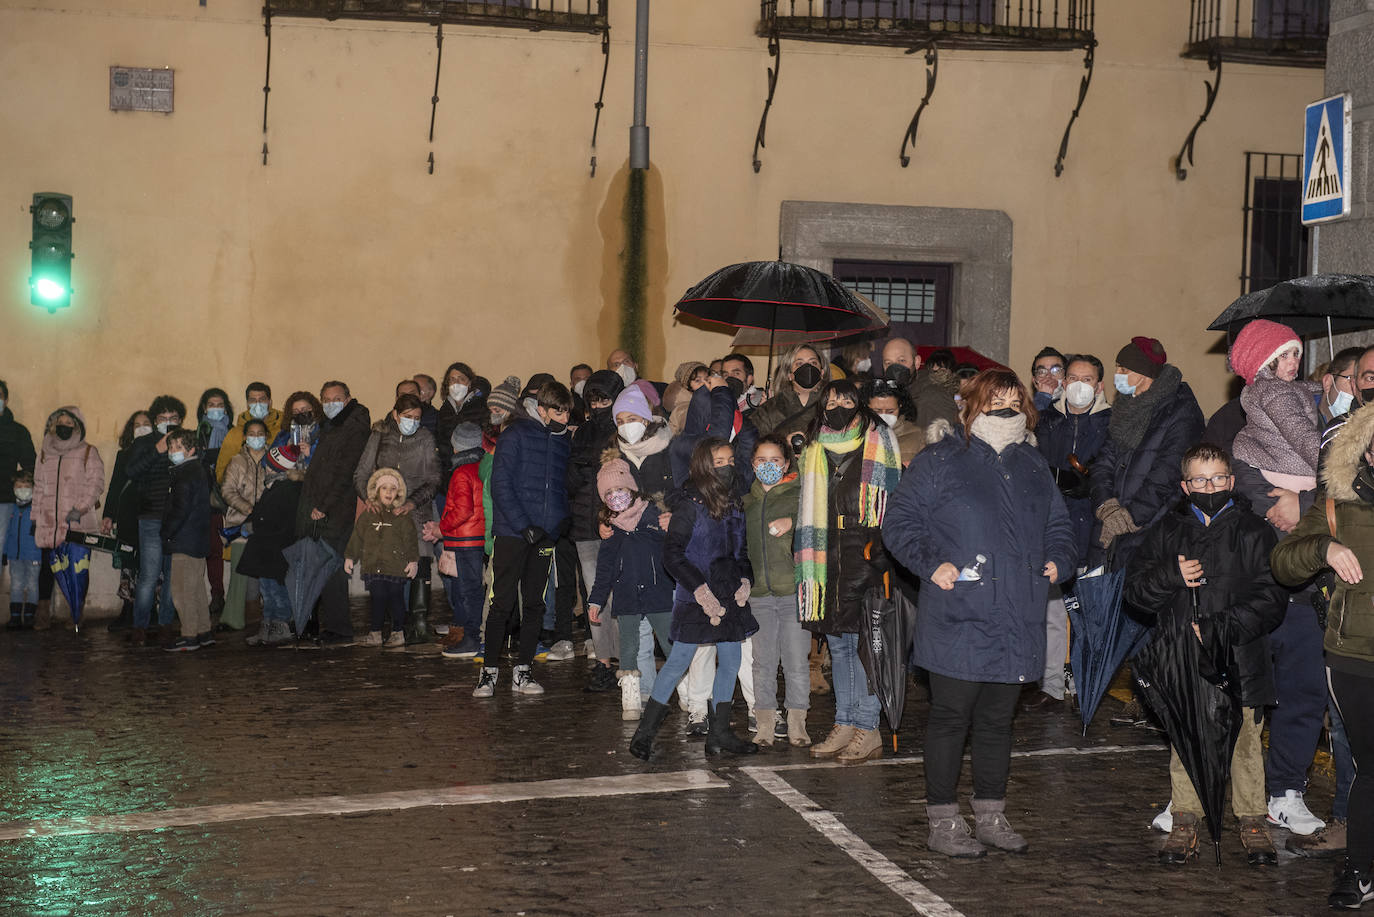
0,607,1342,916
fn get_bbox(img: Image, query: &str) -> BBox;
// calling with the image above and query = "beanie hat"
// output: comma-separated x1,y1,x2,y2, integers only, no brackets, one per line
264,444,300,473
632,379,661,408
450,422,483,455
584,369,624,405
1228,319,1301,385
612,386,653,423
597,458,638,500
488,375,522,417
1115,336,1168,379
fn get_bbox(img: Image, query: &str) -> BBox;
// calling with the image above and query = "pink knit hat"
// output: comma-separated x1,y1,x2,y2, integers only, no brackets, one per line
597,458,638,500
1229,319,1301,385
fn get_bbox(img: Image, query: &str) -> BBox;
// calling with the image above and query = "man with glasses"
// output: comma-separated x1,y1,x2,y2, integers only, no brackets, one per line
1031,347,1067,413
1321,346,1374,462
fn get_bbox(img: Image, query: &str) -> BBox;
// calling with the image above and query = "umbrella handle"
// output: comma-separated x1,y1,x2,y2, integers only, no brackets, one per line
862,540,892,599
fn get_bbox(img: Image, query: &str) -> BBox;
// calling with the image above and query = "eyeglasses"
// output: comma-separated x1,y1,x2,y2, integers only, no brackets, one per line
1187,474,1233,490
1032,365,1064,378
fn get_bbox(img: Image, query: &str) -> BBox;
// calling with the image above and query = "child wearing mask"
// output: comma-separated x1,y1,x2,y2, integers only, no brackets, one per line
346,468,420,649
439,423,487,658
5,471,41,630
237,445,304,646
162,428,213,651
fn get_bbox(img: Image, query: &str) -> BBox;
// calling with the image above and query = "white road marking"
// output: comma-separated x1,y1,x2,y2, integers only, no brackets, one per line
758,742,1166,773
744,767,965,917
0,770,729,841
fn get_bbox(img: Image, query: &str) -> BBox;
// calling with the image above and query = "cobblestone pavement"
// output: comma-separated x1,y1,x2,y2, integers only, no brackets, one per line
0,609,1341,916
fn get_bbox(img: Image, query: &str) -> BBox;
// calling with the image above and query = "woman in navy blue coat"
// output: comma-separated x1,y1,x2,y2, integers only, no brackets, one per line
884,370,1077,859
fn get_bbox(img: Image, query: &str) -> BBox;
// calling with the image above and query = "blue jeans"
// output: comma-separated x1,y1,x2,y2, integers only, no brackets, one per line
0,503,13,565
1330,682,1356,820
9,559,40,603
828,632,880,729
259,577,292,624
1267,601,1327,796
133,518,176,629
651,640,742,707
444,548,485,636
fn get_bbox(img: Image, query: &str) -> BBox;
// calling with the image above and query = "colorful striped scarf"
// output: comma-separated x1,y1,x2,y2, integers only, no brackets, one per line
794,419,902,623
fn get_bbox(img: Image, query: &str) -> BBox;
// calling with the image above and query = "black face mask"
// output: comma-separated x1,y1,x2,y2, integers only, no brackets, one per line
1188,489,1232,516
546,420,568,435
1361,387,1374,406
725,376,745,399
824,405,858,430
793,363,822,390
591,406,613,424
713,465,735,488
884,364,912,387
54,426,75,441
293,412,314,426
986,407,1021,419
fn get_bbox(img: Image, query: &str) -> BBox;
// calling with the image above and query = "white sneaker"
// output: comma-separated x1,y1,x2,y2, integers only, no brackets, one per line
1151,802,1172,833
383,631,405,649
619,670,642,721
357,630,384,647
545,639,575,661
1267,790,1325,836
433,624,450,636
511,664,545,696
583,639,596,658
472,667,498,698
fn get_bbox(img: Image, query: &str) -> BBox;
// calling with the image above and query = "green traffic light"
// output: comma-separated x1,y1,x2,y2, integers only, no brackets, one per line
34,278,67,301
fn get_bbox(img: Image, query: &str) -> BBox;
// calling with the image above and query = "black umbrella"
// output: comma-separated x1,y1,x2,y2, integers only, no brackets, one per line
857,546,918,752
1133,618,1241,866
1066,567,1147,735
282,534,343,638
673,261,889,390
1207,273,1374,355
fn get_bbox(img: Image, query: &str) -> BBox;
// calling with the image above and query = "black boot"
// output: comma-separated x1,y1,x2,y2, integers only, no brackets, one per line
404,578,433,645
21,604,38,630
6,603,22,631
630,698,671,761
705,702,758,757
107,600,134,633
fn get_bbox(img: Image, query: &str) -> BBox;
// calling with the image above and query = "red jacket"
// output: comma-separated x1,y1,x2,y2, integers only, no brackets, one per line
440,461,484,551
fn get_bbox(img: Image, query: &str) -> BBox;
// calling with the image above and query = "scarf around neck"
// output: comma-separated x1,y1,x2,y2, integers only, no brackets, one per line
795,420,901,623
610,496,651,533
969,413,1030,453
1108,364,1182,453
619,422,671,468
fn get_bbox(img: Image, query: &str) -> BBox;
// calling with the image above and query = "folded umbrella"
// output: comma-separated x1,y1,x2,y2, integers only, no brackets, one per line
48,542,91,632
857,544,918,752
1066,566,1148,734
282,535,343,638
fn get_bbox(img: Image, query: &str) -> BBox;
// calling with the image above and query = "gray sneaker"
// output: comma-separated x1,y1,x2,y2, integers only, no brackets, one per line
926,804,987,859
244,619,271,646
511,664,545,695
972,798,1029,854
545,639,576,661
263,620,294,646
473,667,498,698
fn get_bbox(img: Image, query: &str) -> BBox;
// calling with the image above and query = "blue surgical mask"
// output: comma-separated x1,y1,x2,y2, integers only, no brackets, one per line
246,435,267,451
754,461,784,486
206,407,226,422
169,451,187,466
248,402,270,420
398,417,420,436
323,400,346,420
1114,373,1137,397
1331,388,1355,418
0,399,6,414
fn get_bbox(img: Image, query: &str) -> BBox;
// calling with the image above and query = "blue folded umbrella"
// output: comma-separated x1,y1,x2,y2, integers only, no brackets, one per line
1067,567,1146,734
49,542,91,631
282,536,343,637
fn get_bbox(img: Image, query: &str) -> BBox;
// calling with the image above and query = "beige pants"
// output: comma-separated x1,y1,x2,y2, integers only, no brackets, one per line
1170,705,1266,820
171,553,211,638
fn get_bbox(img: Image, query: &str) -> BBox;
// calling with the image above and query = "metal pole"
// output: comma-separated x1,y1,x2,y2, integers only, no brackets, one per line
630,0,650,169
1314,225,1331,360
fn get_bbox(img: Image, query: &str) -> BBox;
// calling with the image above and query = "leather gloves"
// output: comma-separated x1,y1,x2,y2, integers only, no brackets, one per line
521,525,548,546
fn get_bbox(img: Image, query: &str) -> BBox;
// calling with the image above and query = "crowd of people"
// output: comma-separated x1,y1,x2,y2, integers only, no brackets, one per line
2,325,1373,908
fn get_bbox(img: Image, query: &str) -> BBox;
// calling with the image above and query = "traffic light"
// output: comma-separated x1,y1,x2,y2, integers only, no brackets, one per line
29,193,73,312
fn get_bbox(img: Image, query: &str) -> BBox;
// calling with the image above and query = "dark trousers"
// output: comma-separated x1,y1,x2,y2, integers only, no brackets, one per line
925,672,1022,806
1329,667,1374,871
1267,601,1327,796
487,535,555,666
368,580,407,631
552,536,578,642
317,561,354,637
206,514,225,599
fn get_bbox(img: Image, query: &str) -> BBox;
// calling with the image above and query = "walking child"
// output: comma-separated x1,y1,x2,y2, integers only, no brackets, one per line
345,468,420,648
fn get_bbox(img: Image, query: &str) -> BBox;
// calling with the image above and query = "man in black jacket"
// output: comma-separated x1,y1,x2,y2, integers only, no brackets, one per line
162,428,213,651
126,394,186,642
297,381,371,645
0,379,36,575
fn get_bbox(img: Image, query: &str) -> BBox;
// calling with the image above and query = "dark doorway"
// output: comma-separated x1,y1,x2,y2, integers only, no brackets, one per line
832,260,953,347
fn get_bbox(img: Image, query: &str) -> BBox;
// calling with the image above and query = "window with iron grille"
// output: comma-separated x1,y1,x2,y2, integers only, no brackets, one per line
269,0,607,33
833,261,952,347
1241,152,1309,294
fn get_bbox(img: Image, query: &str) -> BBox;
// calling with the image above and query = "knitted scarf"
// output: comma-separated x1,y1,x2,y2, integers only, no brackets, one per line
1108,364,1182,453
795,420,901,623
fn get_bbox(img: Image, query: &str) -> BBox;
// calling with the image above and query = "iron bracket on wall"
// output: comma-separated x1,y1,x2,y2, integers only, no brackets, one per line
588,25,610,177
752,20,781,173
899,40,938,168
261,2,272,165
1053,41,1094,177
1174,52,1222,181
426,23,444,173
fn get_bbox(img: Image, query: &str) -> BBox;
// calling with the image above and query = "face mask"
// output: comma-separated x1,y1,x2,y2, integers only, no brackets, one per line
824,405,858,430
884,364,912,387
206,407,226,422
725,376,745,399
877,412,899,427
448,383,468,404
523,397,540,417
134,425,153,438
397,417,420,436
169,451,187,466
793,363,822,390
1331,388,1355,418
1065,380,1096,410
713,465,735,488
248,402,269,420
156,421,173,435
1114,373,1137,397
1361,387,1374,407
986,407,1021,419
754,461,784,486
854,357,872,373
54,426,75,441
618,421,647,444
0,400,5,414
322,401,346,420
615,363,637,386
605,489,634,512
246,436,267,451
293,411,315,426
572,379,587,398
489,410,507,427
546,419,568,435
13,488,32,504
591,406,613,424
1188,489,1232,516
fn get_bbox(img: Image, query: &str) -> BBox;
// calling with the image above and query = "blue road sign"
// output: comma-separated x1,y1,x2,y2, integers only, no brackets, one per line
1302,94,1351,225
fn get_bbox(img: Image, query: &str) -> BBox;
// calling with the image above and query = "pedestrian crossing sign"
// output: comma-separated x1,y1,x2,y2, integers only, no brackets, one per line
1302,93,1351,225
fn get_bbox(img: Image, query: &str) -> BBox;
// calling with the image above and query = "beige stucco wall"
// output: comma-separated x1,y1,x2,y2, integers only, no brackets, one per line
0,1,1322,509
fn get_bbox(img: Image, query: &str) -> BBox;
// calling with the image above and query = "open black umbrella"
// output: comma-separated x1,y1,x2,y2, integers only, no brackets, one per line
1066,567,1148,735
1207,273,1374,356
1133,618,1241,866
857,546,918,752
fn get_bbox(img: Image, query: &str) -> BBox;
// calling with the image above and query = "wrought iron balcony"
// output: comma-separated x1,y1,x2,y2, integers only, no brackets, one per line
1183,0,1327,67
267,0,607,34
761,0,1095,51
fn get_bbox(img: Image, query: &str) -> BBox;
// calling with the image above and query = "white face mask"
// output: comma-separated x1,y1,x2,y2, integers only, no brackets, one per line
1065,380,1096,410
156,421,173,435
572,379,587,398
854,358,873,374
615,363,637,386
246,436,267,451
1331,388,1355,418
877,412,898,427
523,397,540,419
448,383,468,404
398,417,420,436
618,421,647,444
14,488,32,504
134,425,153,438
323,400,347,420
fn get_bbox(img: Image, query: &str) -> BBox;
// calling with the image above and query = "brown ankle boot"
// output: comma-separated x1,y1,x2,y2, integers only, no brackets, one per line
1159,812,1199,865
1239,815,1277,866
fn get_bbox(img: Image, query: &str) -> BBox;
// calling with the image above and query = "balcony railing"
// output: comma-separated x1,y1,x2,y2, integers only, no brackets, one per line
1184,0,1327,67
268,0,607,34
762,0,1095,51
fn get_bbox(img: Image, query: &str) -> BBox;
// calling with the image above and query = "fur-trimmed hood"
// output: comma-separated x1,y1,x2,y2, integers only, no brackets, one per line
365,466,407,505
1322,405,1374,502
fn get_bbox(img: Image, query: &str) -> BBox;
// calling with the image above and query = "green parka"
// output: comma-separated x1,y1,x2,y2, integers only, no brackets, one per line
742,473,801,597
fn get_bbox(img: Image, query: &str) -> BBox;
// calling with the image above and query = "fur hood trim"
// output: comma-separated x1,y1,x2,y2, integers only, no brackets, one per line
1323,406,1374,502
365,466,407,504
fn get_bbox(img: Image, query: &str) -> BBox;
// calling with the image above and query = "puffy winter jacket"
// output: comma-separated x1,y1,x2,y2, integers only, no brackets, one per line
489,417,571,539
126,432,174,519
31,407,105,549
345,468,421,577
4,503,40,563
669,385,757,493
1234,373,1323,478
0,407,36,503
237,472,304,583
297,399,372,544
353,415,441,543
216,407,284,483
742,473,800,597
436,392,489,478
163,458,212,558
908,367,961,429
1036,395,1112,564
1126,497,1285,707
221,446,267,526
663,489,757,645
884,424,1077,684
566,407,618,542
587,507,675,617
440,452,485,551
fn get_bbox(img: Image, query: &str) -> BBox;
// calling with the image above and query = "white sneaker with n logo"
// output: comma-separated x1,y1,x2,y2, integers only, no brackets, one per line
1267,790,1325,836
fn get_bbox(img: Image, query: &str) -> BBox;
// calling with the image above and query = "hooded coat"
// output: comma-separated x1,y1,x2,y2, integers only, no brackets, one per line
565,369,624,542
440,448,485,551
221,443,268,526
908,366,961,429
742,472,801,597
298,398,372,545
31,406,105,549
663,487,757,645
0,405,36,503
353,414,441,546
1126,495,1286,707
346,468,421,577
1233,371,1323,481
883,419,1077,683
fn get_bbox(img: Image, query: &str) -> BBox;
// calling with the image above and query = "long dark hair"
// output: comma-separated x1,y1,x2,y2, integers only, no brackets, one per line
196,387,234,423
689,437,736,520
119,410,151,450
804,379,880,442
